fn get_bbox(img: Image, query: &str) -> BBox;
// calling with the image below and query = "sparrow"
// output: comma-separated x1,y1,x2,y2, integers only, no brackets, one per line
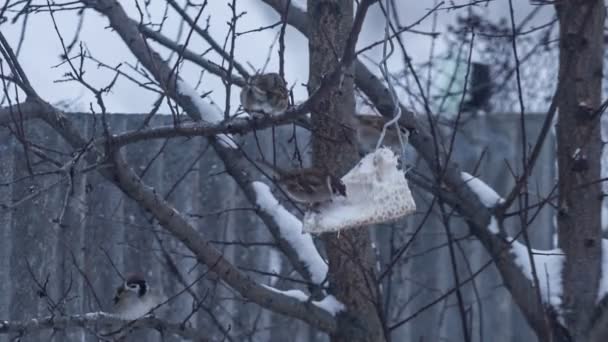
240,73,289,116
112,273,163,320
354,114,410,154
258,159,346,205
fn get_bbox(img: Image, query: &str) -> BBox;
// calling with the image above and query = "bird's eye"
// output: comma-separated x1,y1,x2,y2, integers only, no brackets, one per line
127,283,139,289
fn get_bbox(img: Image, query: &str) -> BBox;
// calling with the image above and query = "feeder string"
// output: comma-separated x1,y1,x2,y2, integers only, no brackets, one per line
376,0,408,164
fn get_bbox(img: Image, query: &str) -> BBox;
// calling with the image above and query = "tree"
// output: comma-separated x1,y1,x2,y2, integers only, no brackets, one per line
555,1,605,341
1,0,607,341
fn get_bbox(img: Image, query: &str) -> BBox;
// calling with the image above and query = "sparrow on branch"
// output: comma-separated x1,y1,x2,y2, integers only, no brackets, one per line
258,159,346,206
112,273,163,320
240,73,289,117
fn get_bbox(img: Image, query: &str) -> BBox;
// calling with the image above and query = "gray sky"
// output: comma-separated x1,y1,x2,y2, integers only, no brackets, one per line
2,0,554,114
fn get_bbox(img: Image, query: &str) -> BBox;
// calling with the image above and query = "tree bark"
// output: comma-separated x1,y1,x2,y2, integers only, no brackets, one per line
555,0,604,340
307,1,386,341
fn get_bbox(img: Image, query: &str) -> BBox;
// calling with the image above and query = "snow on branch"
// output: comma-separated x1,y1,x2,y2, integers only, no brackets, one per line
264,286,345,316
488,216,500,234
598,239,608,301
461,172,505,208
0,312,208,341
315,295,347,315
176,79,237,149
510,240,564,307
253,182,328,284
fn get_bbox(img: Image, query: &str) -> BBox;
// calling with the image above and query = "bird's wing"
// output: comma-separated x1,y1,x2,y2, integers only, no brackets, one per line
267,85,288,98
113,286,124,305
251,85,267,98
284,169,330,193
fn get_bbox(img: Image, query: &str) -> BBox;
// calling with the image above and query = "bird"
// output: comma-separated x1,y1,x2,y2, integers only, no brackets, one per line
240,73,289,117
112,273,163,320
258,159,346,206
354,114,410,154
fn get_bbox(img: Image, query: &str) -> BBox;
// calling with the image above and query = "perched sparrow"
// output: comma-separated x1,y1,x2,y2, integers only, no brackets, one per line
258,159,346,205
240,73,289,116
354,114,410,154
112,273,163,320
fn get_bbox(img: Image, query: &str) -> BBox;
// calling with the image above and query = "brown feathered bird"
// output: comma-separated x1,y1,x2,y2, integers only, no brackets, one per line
258,159,346,205
240,73,289,116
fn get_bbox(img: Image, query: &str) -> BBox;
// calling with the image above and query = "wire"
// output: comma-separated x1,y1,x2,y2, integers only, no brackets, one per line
375,0,408,168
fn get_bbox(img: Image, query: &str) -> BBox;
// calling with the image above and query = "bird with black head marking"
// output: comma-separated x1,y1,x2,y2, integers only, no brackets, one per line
112,272,163,320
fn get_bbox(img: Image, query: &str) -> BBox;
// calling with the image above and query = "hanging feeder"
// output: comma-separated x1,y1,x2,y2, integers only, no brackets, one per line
302,147,416,234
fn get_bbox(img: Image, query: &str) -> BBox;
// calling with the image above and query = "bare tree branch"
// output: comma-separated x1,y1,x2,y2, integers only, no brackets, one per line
80,0,372,297
0,312,210,341
260,0,555,337
80,0,327,289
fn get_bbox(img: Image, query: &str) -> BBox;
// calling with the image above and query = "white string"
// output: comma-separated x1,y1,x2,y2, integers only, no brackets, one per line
375,0,408,166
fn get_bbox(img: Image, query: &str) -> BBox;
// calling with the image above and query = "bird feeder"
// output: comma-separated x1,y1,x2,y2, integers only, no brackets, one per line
302,148,416,234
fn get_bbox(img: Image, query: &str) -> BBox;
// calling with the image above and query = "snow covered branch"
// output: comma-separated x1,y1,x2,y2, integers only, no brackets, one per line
509,240,564,307
175,80,237,149
109,151,338,332
461,172,505,208
598,240,608,302
0,312,209,341
253,182,328,285
264,286,345,316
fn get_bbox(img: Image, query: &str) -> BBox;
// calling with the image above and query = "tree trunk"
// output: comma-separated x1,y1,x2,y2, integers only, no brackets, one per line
555,0,604,340
307,1,386,341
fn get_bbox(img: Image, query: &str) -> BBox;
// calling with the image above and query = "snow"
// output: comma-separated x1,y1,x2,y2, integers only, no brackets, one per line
264,286,345,315
83,312,106,319
602,114,608,233
597,239,608,301
461,172,505,208
267,248,282,286
487,216,499,234
252,182,328,284
510,239,564,307
602,134,608,232
264,285,309,301
552,215,558,249
314,295,345,315
176,79,237,149
291,0,306,11
603,205,608,233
